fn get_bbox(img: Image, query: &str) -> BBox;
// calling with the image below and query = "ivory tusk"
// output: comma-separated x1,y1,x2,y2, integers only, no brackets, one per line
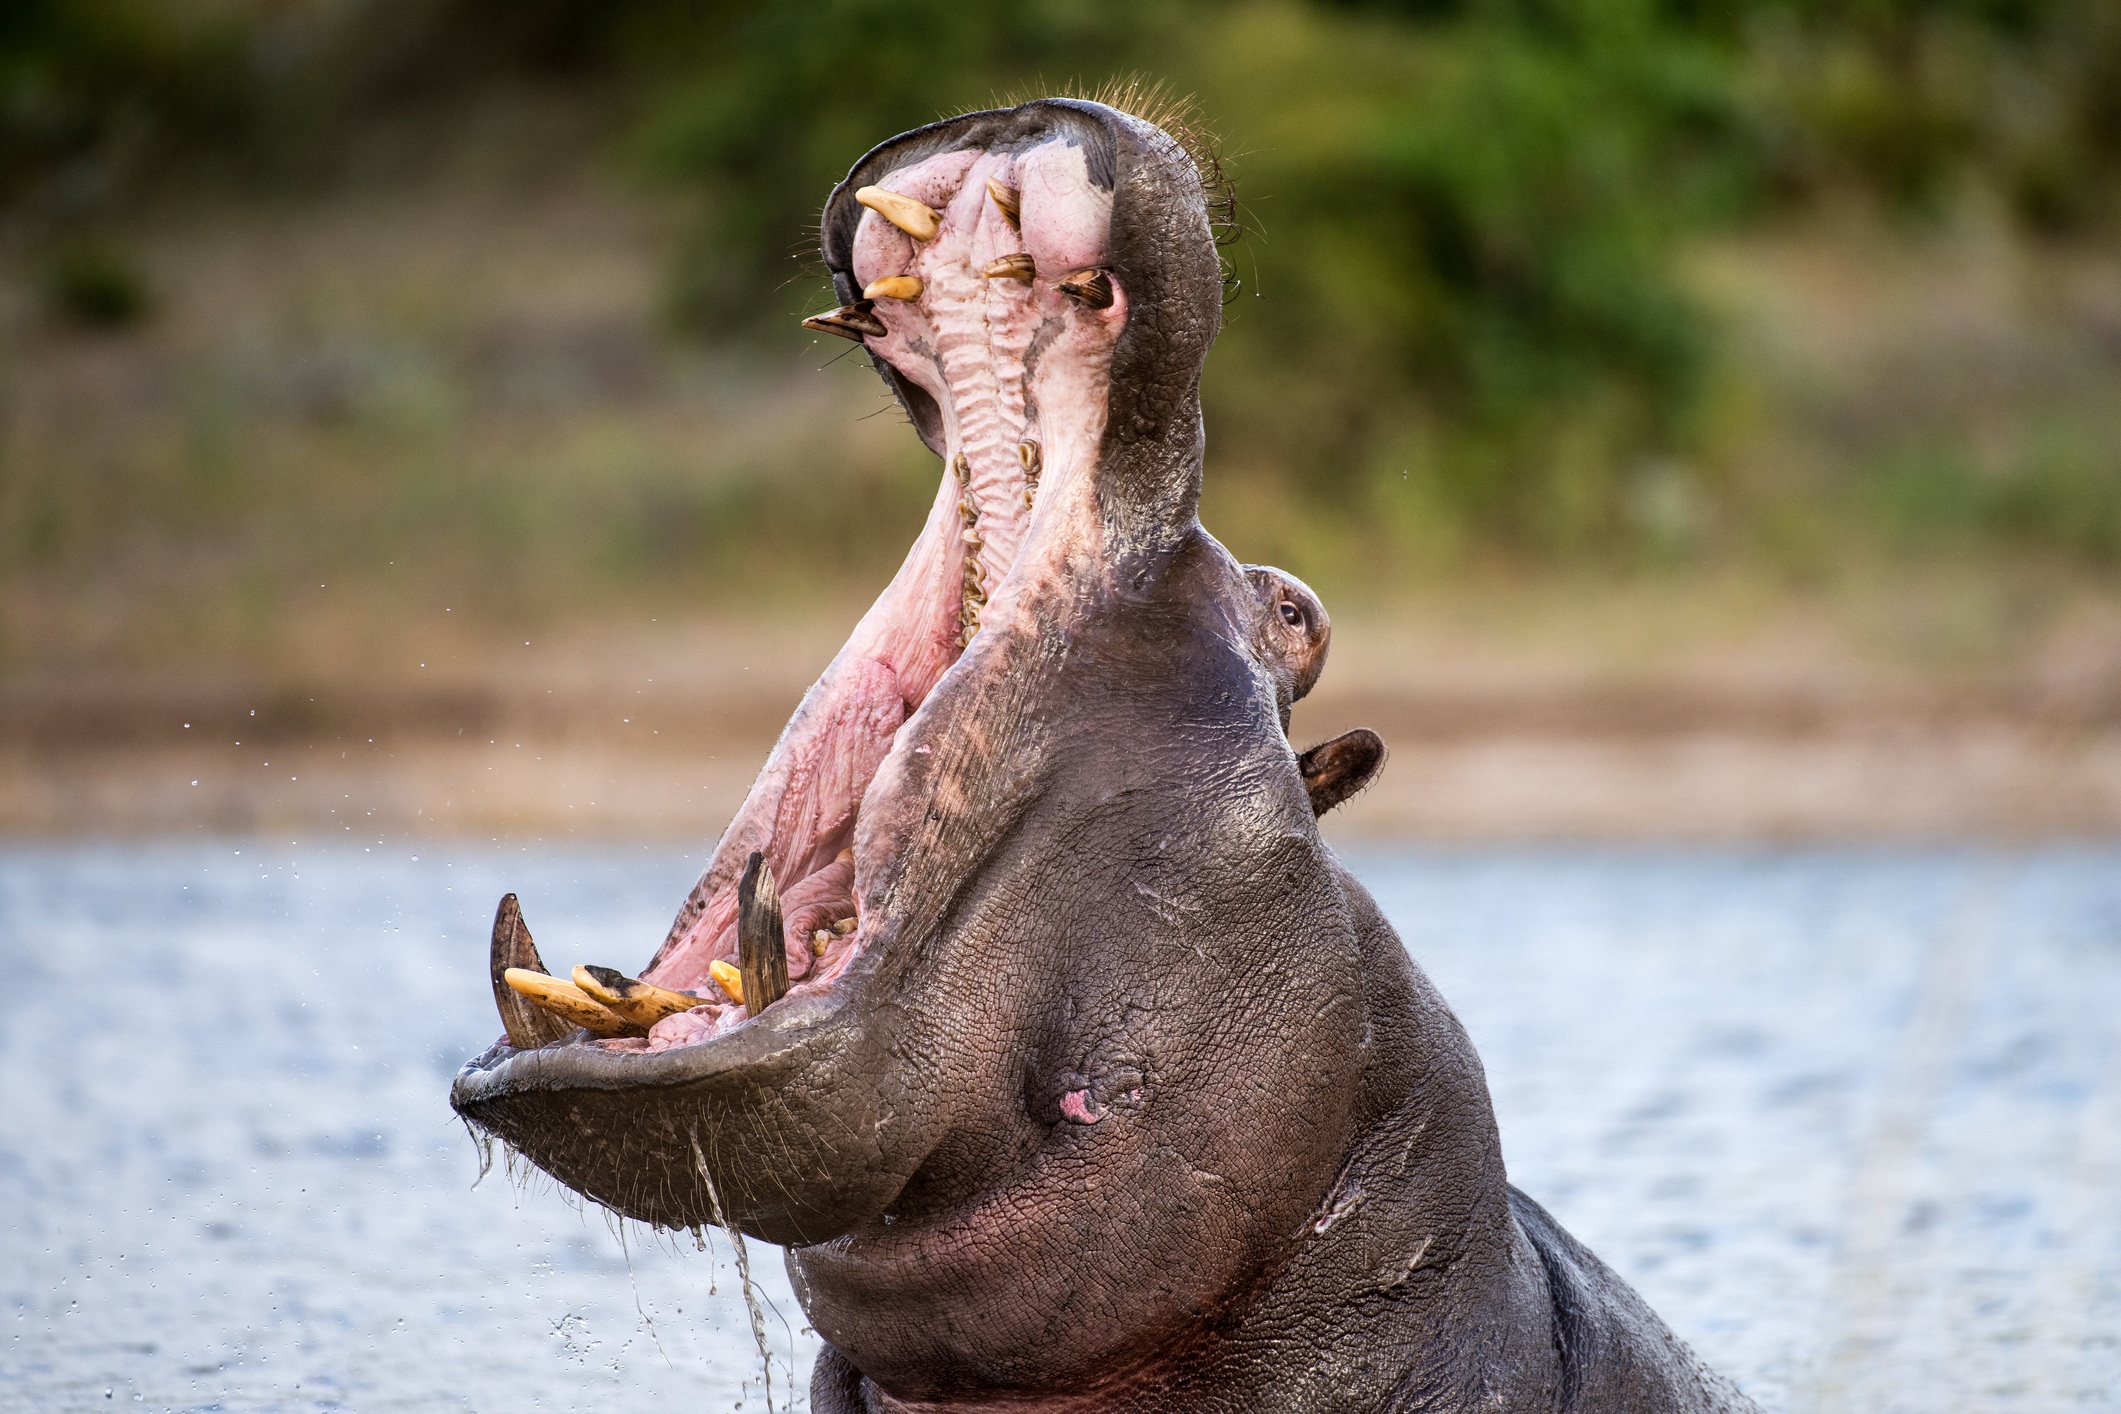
709,959,745,1006
982,253,1036,283
801,300,887,341
862,275,923,302
572,965,703,1028
502,968,641,1037
489,894,574,1049
856,186,941,240
1056,268,1114,309
985,177,1020,227
737,851,791,1014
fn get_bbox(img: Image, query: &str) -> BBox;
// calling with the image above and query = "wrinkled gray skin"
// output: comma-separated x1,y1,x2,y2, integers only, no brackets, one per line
452,100,1756,1412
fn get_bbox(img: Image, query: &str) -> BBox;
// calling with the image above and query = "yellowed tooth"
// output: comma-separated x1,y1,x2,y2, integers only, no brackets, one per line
856,186,941,240
832,916,858,935
811,929,833,954
572,965,702,1028
709,959,745,1006
985,177,1021,227
982,253,1035,283
502,968,641,1037
1057,268,1114,309
800,300,886,341
862,275,923,302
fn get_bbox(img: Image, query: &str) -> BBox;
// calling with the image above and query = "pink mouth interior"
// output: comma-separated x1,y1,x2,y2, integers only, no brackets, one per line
579,134,1126,1054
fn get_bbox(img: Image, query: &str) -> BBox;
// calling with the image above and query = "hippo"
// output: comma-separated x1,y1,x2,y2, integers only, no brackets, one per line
451,98,1758,1412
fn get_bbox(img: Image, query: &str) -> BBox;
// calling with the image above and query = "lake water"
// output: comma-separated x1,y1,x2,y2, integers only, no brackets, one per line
4,843,2118,1412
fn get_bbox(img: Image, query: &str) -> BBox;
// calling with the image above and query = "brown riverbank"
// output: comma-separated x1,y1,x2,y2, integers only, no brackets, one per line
8,107,2121,845
12,600,2121,842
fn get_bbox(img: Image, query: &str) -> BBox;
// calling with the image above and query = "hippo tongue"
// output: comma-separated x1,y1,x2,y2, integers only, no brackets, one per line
635,124,1129,1013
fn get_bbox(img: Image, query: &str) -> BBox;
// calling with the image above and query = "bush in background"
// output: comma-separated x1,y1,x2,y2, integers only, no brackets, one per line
3,0,2120,593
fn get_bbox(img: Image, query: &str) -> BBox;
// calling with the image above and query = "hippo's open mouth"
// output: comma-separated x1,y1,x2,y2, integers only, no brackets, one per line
448,98,1756,1413
460,114,1132,1071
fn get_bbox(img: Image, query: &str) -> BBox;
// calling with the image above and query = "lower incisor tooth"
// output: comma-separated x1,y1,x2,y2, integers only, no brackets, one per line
503,968,641,1037
571,965,701,1027
709,959,744,1005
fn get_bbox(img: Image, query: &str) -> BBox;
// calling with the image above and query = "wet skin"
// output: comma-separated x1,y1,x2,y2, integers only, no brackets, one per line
451,100,1757,1412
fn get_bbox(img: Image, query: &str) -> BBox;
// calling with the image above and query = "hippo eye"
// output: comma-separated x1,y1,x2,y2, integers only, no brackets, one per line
1278,600,1304,629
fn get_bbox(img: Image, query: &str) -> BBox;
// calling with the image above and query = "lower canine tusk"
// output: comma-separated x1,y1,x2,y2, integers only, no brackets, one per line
855,186,941,240
572,965,702,1027
489,894,574,1049
863,275,923,302
982,254,1035,283
502,968,641,1037
801,300,887,341
737,851,791,1014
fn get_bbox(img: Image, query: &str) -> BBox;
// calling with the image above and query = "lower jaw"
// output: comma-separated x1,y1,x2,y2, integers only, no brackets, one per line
494,460,1040,1059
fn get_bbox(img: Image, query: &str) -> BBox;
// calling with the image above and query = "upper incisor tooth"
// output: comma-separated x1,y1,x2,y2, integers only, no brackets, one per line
863,275,923,302
855,186,941,240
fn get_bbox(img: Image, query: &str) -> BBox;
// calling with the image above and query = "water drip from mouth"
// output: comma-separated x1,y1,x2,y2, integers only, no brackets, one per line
692,1131,780,1413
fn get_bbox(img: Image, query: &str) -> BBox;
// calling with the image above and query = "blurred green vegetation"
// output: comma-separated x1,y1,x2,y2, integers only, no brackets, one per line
3,0,2121,644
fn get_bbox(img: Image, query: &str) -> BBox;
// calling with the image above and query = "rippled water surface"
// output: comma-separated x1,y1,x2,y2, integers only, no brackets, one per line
5,843,2119,1412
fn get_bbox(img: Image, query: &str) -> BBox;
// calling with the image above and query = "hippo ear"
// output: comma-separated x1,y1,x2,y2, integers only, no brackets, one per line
1298,729,1386,816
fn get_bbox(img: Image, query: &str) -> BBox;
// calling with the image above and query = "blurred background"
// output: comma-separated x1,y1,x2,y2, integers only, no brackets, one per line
8,0,2121,839
7,7,2121,1413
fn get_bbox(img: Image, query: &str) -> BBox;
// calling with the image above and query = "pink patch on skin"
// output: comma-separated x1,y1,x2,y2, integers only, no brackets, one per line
1060,1089,1106,1124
